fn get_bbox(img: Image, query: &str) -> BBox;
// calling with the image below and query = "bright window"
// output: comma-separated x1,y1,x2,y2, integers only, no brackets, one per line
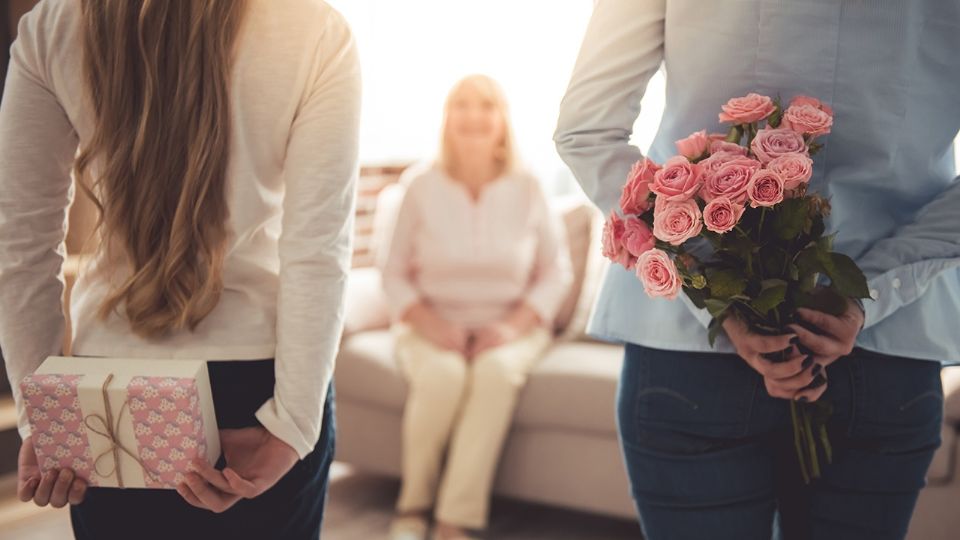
328,1,958,194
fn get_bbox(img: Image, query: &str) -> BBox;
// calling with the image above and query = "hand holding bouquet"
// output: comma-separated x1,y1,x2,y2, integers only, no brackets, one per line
604,93,870,482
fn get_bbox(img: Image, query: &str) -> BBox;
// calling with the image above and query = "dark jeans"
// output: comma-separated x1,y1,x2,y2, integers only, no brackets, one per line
70,360,336,540
618,344,943,540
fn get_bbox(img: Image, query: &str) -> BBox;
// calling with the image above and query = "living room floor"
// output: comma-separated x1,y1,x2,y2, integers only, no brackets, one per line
0,463,643,540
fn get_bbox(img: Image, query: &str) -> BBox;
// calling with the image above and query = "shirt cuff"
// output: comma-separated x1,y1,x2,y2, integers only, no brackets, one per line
18,421,31,442
255,397,319,460
859,259,960,330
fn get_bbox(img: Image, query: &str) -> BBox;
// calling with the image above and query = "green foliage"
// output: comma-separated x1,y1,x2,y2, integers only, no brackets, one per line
773,198,809,241
752,279,788,315
705,267,747,299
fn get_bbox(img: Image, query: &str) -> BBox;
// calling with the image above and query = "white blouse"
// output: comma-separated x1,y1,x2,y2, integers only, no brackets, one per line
0,0,360,458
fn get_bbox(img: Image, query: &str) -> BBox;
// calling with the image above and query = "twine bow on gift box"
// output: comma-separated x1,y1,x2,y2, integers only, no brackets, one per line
82,373,159,487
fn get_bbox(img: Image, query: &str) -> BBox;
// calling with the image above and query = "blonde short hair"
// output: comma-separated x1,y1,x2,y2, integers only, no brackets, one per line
437,74,519,176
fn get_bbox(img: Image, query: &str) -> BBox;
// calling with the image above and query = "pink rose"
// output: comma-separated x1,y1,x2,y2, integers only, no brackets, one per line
747,170,785,208
709,140,748,156
622,217,655,257
766,153,813,191
619,158,659,215
675,130,710,160
790,95,834,116
601,212,635,269
650,156,704,202
653,197,703,246
782,104,833,137
700,157,762,203
702,197,745,234
750,128,808,164
700,151,744,178
636,249,682,300
719,93,776,124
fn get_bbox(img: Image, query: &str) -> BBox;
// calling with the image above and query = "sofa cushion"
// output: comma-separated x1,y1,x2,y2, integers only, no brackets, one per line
335,330,407,410
512,341,623,435
335,330,623,435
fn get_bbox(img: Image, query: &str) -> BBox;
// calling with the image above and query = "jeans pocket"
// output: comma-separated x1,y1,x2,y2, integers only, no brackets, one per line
849,349,944,450
620,344,760,444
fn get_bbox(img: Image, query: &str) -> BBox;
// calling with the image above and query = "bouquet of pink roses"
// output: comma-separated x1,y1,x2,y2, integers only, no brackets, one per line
604,93,870,482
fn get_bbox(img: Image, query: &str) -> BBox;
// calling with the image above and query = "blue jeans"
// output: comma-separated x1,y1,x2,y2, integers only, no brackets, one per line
71,360,336,540
618,345,943,540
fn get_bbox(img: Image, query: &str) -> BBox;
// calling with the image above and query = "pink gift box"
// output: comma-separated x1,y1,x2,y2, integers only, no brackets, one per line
20,357,220,489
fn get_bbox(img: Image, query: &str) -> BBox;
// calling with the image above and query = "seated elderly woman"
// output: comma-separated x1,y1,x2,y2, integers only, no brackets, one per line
381,74,573,540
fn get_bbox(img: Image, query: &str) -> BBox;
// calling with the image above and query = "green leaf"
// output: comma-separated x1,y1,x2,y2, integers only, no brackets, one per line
768,97,783,128
826,253,871,299
708,316,727,347
808,213,826,239
751,279,788,315
684,286,707,309
794,287,847,316
816,233,835,253
725,125,744,143
705,268,747,299
759,247,787,278
788,262,800,281
796,246,825,277
773,198,808,241
704,298,732,318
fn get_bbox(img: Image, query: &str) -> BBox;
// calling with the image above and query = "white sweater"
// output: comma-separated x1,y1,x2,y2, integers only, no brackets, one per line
0,0,361,459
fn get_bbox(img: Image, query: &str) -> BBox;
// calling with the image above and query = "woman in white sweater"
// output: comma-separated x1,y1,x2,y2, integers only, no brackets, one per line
382,75,572,540
0,0,359,537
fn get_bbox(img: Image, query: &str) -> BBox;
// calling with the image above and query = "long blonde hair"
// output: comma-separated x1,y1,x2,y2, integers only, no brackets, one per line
438,74,518,176
75,0,247,339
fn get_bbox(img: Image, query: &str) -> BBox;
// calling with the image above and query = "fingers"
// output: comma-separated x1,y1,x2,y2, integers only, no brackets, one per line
183,472,240,513
190,459,232,494
789,323,849,359
68,478,88,506
17,476,40,503
763,361,819,399
176,483,207,510
749,350,807,380
223,467,260,499
794,372,829,403
796,308,845,338
48,469,74,508
749,332,797,354
33,471,57,507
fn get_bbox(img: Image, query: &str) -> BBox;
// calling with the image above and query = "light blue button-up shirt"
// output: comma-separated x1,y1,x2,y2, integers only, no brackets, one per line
555,0,960,364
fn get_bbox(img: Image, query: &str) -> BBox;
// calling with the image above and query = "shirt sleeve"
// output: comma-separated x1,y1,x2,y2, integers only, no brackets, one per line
553,0,666,215
523,182,574,325
255,10,361,459
0,5,77,440
378,180,423,321
856,176,960,330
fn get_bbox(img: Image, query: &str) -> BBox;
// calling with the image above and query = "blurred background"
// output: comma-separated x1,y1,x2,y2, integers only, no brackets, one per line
1,1,959,539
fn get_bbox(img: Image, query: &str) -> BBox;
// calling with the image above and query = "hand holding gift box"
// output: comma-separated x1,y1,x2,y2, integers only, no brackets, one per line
20,357,219,489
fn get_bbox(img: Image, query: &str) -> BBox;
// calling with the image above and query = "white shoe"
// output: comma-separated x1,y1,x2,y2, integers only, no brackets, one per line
390,516,430,540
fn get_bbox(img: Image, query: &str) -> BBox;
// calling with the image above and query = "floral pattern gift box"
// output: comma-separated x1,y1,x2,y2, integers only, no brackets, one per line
19,357,220,489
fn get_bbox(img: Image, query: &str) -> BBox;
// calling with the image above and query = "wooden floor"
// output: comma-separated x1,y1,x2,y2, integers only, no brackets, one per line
0,464,642,539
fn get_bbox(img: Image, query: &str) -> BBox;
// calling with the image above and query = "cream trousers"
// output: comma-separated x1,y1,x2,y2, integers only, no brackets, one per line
393,324,552,529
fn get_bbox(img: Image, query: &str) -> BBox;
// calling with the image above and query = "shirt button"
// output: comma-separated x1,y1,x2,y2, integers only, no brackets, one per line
892,278,901,289
869,288,880,300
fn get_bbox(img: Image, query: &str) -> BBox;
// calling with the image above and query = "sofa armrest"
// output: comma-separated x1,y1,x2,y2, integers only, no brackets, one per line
343,267,391,338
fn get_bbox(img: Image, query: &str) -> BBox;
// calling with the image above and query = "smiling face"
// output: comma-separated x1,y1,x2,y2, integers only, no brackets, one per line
440,75,515,174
